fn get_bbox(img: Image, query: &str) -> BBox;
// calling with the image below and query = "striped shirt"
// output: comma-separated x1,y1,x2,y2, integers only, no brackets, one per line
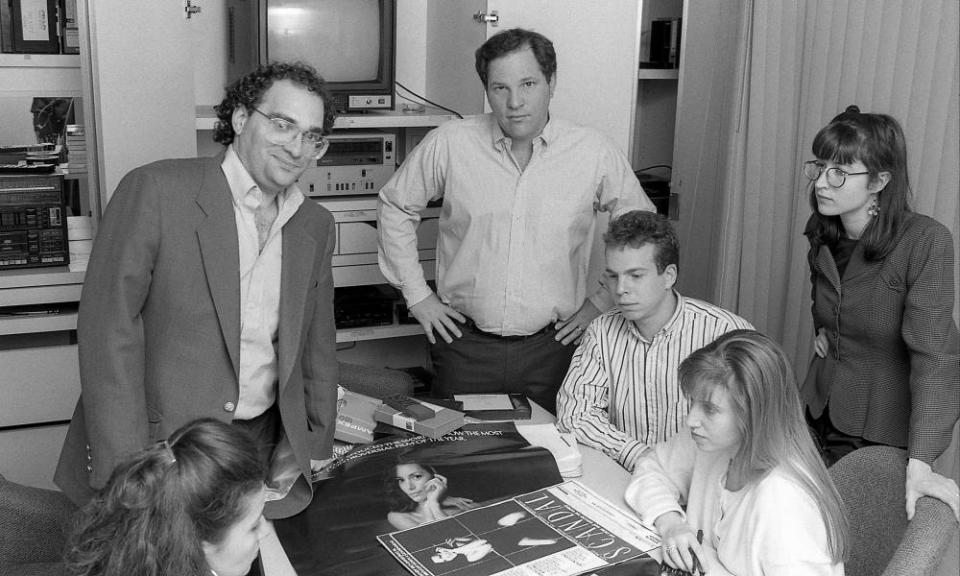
557,293,752,471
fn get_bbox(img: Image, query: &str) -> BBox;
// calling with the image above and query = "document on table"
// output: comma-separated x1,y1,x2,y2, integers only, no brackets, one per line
455,393,515,410
378,480,661,576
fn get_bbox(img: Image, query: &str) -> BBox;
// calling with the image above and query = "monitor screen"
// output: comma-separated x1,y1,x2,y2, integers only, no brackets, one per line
266,0,382,83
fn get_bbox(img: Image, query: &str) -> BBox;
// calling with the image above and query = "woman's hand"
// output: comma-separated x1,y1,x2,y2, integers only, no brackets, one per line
906,458,960,521
424,474,449,503
814,328,829,358
444,496,477,511
654,512,708,574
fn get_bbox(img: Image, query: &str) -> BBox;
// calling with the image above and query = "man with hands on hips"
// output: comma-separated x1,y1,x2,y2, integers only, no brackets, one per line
377,28,653,413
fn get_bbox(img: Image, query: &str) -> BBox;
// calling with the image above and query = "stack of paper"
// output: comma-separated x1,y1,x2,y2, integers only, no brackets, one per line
65,125,87,174
455,393,533,420
516,422,583,478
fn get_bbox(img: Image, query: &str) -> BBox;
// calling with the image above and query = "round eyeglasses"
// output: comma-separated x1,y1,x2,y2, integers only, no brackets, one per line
803,160,870,188
250,107,328,155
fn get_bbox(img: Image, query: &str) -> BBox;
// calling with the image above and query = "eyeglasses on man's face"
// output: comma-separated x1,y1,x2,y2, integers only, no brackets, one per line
249,106,328,155
803,160,870,188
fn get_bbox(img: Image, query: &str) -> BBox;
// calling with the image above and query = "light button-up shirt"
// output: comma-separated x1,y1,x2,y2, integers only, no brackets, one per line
378,114,654,336
222,146,304,420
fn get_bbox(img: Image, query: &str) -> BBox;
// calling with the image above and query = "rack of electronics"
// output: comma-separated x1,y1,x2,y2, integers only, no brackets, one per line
0,155,69,270
298,127,442,341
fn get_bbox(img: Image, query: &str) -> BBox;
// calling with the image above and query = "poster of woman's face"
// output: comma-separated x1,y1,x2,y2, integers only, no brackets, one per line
274,424,563,576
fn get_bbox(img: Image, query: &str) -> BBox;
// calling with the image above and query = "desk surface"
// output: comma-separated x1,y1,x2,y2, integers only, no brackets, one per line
260,404,657,575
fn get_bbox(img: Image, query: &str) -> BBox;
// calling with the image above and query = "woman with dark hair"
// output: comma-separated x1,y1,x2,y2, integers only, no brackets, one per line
801,106,959,520
626,330,847,575
64,419,267,576
384,455,476,531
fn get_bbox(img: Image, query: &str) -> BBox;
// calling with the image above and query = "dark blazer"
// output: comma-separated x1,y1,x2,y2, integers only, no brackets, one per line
802,212,960,464
54,154,339,518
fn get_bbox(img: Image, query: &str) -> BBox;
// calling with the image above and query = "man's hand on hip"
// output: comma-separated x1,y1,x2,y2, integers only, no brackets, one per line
408,293,466,344
555,300,602,346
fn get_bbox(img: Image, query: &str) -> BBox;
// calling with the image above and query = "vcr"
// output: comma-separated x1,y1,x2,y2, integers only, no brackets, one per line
298,132,396,197
0,173,69,269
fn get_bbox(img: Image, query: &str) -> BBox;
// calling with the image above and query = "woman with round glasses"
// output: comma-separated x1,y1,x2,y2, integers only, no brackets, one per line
800,105,959,520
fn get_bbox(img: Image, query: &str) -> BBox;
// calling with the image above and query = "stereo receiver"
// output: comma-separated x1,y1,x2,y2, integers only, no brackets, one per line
0,173,69,269
299,132,396,197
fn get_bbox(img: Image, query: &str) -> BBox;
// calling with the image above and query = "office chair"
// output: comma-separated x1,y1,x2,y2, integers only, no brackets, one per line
829,445,958,576
0,473,75,576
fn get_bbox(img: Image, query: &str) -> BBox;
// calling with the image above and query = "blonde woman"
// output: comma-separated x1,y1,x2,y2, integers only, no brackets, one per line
626,330,847,575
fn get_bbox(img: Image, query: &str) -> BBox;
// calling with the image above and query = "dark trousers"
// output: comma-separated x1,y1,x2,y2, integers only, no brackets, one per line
806,405,881,467
430,319,576,415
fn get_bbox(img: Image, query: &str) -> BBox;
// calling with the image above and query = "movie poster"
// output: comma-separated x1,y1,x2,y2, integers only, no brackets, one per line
274,422,565,576
378,481,661,576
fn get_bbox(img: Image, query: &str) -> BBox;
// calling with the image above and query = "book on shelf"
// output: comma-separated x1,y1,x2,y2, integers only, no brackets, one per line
374,397,465,439
275,422,564,576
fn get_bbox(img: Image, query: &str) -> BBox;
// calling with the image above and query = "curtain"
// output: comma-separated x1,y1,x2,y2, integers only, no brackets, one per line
715,0,960,376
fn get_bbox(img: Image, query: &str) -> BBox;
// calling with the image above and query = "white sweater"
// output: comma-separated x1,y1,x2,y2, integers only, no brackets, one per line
625,427,844,576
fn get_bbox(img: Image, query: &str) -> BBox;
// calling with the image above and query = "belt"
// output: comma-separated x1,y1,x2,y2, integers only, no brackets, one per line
461,317,554,340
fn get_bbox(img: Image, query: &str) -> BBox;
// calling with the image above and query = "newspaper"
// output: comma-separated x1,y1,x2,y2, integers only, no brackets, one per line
378,480,661,576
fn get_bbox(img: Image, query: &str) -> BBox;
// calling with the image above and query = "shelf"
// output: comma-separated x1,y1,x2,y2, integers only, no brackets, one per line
195,105,457,131
638,68,680,80
315,195,440,220
0,268,84,307
336,322,423,343
0,310,77,336
0,54,80,68
0,267,84,287
332,108,458,130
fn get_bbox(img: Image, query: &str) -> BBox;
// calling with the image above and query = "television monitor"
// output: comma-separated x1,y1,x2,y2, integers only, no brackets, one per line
227,0,396,114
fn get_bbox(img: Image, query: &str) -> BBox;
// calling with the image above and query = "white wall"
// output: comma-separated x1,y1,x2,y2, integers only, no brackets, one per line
86,0,197,202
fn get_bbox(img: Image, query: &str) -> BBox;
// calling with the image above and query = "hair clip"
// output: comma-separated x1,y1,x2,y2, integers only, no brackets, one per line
159,439,177,465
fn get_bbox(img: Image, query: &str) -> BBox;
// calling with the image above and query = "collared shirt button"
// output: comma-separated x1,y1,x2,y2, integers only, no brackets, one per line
86,465,93,473
86,453,93,462
223,401,236,413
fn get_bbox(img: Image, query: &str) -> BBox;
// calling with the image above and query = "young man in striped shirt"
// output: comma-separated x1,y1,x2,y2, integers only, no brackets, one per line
556,211,752,471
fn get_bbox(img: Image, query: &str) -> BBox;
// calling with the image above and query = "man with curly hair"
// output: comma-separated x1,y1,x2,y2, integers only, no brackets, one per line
55,62,339,519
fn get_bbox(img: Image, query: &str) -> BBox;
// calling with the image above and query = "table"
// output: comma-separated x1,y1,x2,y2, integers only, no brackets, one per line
259,403,661,575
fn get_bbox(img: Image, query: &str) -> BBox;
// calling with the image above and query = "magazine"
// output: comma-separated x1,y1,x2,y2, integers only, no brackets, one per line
273,422,564,576
378,480,661,576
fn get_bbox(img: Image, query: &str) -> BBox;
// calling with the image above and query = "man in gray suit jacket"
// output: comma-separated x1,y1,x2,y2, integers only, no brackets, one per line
55,62,339,519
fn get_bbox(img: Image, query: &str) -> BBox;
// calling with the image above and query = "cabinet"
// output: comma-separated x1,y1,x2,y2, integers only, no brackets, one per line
0,52,90,490
632,0,684,217
633,0,746,302
0,269,83,489
322,111,451,344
